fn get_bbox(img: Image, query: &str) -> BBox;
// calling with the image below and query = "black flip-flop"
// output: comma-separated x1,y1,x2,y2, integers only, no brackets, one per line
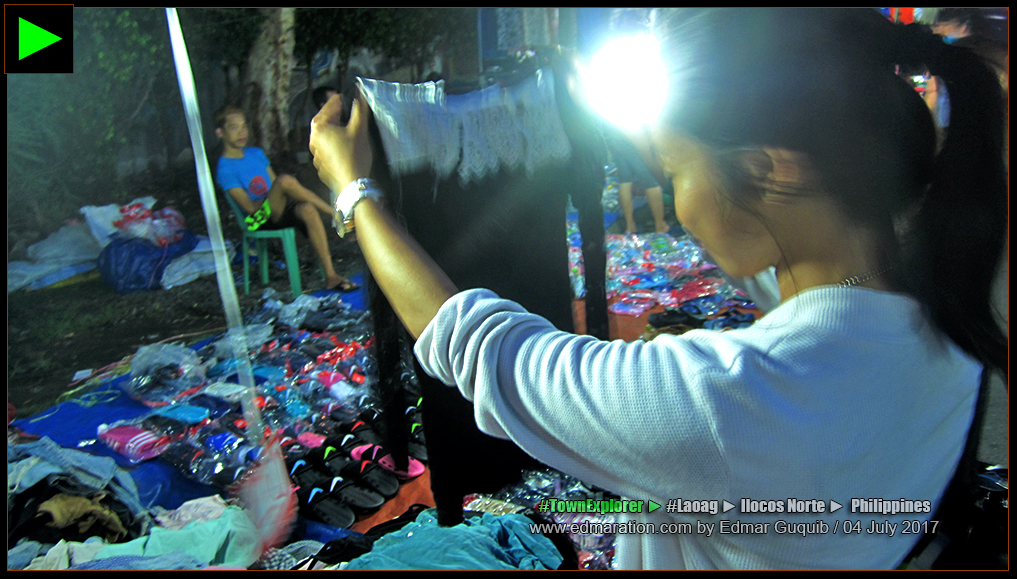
406,407,428,462
296,486,355,529
340,414,428,464
289,458,330,488
323,451,400,499
323,475,385,511
291,455,385,511
332,431,376,455
314,436,400,498
324,278,360,293
336,418,381,444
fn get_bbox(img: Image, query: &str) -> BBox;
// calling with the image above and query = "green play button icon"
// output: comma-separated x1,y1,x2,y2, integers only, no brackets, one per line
6,5,74,74
19,17,62,60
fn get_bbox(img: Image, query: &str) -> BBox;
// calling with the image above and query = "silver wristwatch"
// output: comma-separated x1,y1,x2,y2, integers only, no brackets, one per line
333,178,384,237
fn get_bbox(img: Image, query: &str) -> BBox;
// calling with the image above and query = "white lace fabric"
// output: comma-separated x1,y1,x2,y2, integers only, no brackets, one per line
357,68,572,187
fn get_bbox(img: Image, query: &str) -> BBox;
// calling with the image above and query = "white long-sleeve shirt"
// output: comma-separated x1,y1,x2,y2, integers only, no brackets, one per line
414,287,980,569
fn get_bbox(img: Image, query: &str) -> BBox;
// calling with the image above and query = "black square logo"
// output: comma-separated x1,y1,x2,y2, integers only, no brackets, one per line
5,4,74,74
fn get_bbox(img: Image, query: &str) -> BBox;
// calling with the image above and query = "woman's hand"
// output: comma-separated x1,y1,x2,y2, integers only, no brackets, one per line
310,93,374,192
309,90,457,338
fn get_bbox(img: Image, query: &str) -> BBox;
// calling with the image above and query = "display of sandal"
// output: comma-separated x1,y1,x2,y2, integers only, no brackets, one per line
317,448,400,499
290,454,386,511
647,308,702,329
405,407,428,463
350,444,425,481
296,486,355,529
339,408,429,464
702,311,756,331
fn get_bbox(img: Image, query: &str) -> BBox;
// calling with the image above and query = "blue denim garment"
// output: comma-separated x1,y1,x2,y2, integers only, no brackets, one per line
70,552,205,570
8,436,149,532
6,541,47,570
345,511,563,570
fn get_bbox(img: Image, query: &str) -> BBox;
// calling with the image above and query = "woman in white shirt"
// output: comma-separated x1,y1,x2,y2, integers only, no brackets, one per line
309,9,1007,569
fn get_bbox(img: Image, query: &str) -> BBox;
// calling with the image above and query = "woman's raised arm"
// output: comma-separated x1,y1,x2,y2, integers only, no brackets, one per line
310,94,457,339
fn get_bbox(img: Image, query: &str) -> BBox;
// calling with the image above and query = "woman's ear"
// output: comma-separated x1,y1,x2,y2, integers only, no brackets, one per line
736,148,817,201
739,149,775,183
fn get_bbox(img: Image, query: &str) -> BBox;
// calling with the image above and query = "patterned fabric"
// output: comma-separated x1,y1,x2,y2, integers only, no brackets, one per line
152,495,232,531
259,540,324,570
358,68,572,187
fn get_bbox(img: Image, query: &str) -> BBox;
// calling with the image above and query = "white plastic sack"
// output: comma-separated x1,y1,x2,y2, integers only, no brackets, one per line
80,196,157,248
7,261,66,292
116,204,186,247
161,236,235,289
27,223,103,265
9,223,104,292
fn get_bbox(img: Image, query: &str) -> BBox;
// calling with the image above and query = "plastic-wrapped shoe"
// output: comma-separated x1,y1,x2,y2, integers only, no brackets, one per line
647,308,702,329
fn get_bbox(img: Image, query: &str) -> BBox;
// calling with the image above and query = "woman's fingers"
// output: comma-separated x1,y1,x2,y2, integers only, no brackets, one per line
310,92,374,192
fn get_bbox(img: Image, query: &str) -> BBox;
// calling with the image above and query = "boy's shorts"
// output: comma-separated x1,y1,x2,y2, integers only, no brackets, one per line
247,200,309,237
245,203,272,231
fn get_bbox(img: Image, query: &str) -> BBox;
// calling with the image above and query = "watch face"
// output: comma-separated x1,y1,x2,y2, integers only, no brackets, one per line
333,179,380,238
334,213,348,237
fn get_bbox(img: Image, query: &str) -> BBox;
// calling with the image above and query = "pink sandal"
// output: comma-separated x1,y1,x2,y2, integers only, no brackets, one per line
350,444,425,480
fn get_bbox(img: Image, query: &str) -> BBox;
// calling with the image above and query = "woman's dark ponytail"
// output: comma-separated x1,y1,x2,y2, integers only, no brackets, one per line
887,22,1008,381
655,10,1007,380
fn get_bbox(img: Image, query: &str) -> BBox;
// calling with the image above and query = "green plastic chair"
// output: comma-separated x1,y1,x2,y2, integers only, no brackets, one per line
221,191,321,296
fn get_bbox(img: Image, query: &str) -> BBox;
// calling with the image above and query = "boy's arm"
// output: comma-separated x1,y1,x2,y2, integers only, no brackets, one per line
226,187,263,215
267,166,277,182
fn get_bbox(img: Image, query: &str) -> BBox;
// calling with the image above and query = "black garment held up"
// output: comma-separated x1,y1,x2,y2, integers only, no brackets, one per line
364,57,611,526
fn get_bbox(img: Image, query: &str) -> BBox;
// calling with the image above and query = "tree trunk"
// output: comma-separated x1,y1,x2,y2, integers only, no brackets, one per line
243,8,295,160
296,52,313,158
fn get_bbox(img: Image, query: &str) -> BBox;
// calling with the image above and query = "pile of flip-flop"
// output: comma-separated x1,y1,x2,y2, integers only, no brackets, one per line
91,289,431,532
284,408,427,529
603,233,747,317
646,303,757,337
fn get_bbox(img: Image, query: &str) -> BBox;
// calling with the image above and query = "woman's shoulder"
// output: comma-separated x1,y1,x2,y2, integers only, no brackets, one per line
655,286,978,386
756,286,925,340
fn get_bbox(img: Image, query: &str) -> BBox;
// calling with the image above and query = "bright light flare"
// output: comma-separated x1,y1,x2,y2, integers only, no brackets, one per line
581,33,668,132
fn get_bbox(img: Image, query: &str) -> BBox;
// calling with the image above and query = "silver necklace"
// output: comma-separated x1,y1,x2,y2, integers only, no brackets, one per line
838,266,891,287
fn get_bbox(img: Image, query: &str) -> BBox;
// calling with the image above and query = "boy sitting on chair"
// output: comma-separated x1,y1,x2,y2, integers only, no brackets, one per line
214,105,356,292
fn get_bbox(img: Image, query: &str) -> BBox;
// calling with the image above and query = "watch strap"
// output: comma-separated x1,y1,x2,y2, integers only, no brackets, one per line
333,178,383,237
